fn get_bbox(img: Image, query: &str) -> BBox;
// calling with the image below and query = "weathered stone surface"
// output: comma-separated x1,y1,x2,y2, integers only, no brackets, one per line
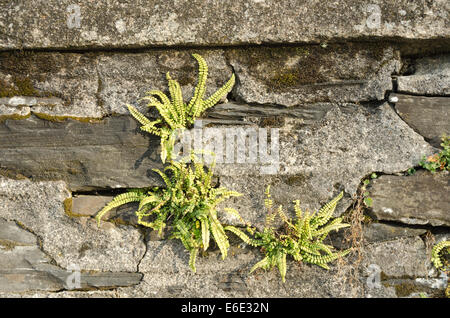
206,102,335,125
391,93,450,148
0,115,163,191
0,219,142,293
1,0,448,50
362,237,431,278
72,195,114,217
120,235,438,297
0,104,30,121
98,50,232,115
228,45,400,105
0,246,65,292
215,103,433,228
0,52,101,118
0,177,146,272
71,195,139,225
0,50,232,118
0,218,36,249
130,239,364,297
362,223,427,244
368,170,450,227
397,55,450,96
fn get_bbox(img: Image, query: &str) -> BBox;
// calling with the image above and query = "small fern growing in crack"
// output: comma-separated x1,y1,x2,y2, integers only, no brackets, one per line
127,53,235,163
96,153,242,272
431,240,450,271
224,186,351,282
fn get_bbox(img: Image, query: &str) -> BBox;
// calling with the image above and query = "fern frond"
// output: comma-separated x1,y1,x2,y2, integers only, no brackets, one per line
277,252,287,283
147,90,171,107
165,72,183,124
138,194,160,211
95,191,143,226
201,74,235,112
431,240,450,270
313,217,350,238
250,256,270,274
152,168,172,188
188,53,208,115
224,226,258,247
127,104,152,126
209,217,229,260
201,218,210,251
189,248,199,273
313,191,344,228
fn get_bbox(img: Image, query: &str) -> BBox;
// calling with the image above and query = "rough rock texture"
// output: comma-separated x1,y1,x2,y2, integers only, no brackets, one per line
368,170,450,227
0,50,232,118
362,223,427,244
0,53,101,118
361,236,447,298
1,0,449,50
0,177,146,272
216,103,433,228
1,1,449,298
391,93,450,148
397,55,450,96
0,115,163,191
362,237,430,278
119,239,364,298
228,45,400,105
0,218,142,293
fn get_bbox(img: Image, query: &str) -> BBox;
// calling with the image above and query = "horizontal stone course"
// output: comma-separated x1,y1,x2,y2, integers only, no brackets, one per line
1,0,448,50
391,93,450,148
368,170,450,227
397,54,450,96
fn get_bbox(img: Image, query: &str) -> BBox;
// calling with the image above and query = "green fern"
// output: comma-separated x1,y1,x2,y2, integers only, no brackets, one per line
96,154,242,273
127,54,235,163
226,187,350,282
419,134,450,173
431,240,450,271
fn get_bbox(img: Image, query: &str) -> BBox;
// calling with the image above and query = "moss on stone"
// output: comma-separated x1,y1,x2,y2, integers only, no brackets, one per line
392,281,423,297
226,43,387,93
0,239,20,251
259,116,285,128
0,77,38,98
0,167,28,180
64,197,87,218
32,112,103,123
0,112,31,122
284,174,307,186
64,197,96,218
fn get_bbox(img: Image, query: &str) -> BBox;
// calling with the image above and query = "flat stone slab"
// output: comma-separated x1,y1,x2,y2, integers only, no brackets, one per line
362,223,427,244
362,237,430,278
391,93,450,148
0,50,231,118
397,54,450,96
228,45,400,105
368,170,450,227
214,103,433,228
1,0,448,50
0,115,163,191
0,217,142,293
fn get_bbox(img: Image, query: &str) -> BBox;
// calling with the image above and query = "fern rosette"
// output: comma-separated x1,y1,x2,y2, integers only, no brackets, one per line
225,188,350,282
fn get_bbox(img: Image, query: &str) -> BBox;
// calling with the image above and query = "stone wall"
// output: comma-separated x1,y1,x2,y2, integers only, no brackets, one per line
0,0,449,298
